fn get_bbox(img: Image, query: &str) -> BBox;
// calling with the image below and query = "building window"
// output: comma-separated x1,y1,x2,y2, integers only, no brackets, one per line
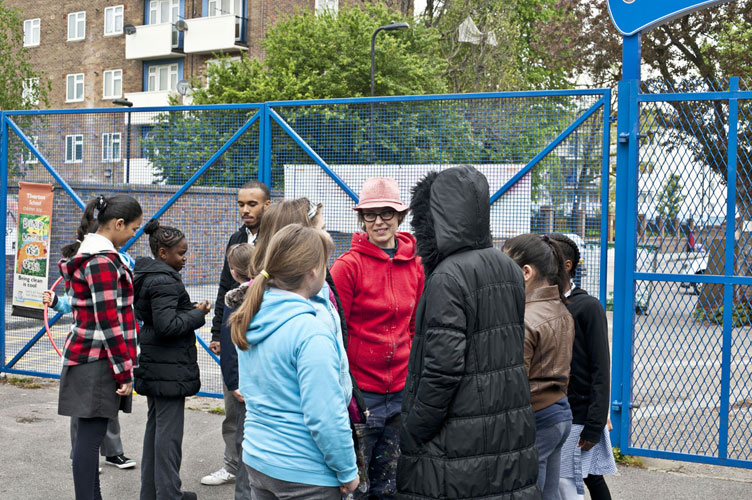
104,6,124,35
22,78,39,106
208,0,244,40
147,63,179,92
65,135,84,163
67,11,86,41
314,0,338,13
102,133,122,162
66,74,85,102
24,136,39,164
103,69,123,99
23,19,40,47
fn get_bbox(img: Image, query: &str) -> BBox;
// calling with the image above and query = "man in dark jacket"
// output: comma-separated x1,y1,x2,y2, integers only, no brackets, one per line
202,180,271,489
398,165,540,499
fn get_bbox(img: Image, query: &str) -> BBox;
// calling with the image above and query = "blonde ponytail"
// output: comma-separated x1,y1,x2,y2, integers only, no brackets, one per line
229,224,333,351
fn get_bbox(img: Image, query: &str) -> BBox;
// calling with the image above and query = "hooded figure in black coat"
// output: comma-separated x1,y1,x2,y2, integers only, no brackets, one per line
397,165,540,500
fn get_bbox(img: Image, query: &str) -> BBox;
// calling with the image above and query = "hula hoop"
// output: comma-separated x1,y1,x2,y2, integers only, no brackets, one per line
44,276,64,358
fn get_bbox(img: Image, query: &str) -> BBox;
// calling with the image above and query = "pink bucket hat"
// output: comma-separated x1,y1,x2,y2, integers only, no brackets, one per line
354,177,409,212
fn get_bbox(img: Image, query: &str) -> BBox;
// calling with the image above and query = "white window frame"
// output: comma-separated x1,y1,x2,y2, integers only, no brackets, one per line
65,135,84,164
147,63,179,92
67,11,86,41
22,78,40,106
315,0,338,14
66,73,85,102
104,6,124,36
23,18,40,47
102,69,123,99
102,133,122,162
24,136,39,164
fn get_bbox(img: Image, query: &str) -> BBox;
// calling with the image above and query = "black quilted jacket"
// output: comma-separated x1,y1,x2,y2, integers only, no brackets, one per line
397,165,540,500
133,257,205,398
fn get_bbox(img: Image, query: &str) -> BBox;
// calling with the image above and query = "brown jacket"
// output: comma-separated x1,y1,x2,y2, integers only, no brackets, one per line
524,285,574,412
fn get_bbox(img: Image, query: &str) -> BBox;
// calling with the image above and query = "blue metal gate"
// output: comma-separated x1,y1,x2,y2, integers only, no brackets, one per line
1,90,611,398
612,77,752,467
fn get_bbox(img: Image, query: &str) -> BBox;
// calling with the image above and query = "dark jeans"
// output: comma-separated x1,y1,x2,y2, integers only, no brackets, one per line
140,396,186,500
535,420,572,500
246,465,340,500
70,416,123,459
353,391,402,500
584,475,611,500
72,417,108,500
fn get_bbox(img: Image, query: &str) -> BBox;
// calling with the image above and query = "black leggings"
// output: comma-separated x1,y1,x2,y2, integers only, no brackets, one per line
584,474,611,500
72,417,108,500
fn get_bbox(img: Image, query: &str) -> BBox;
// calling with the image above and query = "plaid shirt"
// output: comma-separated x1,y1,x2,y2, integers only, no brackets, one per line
59,250,138,385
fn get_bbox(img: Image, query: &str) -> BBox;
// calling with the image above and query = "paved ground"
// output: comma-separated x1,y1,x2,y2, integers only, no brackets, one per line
2,376,752,500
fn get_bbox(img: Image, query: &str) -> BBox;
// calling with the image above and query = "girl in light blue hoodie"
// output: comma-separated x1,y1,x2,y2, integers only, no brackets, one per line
230,224,359,499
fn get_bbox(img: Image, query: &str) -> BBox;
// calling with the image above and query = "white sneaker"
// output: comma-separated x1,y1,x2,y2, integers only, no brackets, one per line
201,467,236,485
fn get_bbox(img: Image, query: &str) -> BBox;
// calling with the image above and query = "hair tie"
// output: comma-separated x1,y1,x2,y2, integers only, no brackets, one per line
95,195,107,214
541,234,550,243
76,239,82,243
260,270,270,279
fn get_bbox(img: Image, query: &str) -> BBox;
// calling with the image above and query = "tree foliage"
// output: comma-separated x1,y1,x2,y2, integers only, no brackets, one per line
0,1,49,110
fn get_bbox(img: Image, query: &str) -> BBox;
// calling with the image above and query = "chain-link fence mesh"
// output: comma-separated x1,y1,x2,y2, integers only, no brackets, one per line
2,93,610,397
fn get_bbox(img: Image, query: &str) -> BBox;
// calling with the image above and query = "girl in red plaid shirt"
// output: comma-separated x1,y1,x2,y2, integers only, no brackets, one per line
57,194,143,500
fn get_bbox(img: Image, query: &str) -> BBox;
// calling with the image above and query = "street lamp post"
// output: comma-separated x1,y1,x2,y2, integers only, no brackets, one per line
370,22,409,97
113,98,133,184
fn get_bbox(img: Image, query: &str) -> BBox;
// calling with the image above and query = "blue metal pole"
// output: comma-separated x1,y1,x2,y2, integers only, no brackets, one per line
263,104,272,187
0,113,7,374
599,91,612,306
622,34,642,81
611,79,639,449
718,76,739,460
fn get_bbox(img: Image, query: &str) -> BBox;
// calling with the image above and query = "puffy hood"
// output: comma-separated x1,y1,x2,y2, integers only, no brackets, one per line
349,232,418,261
59,233,121,281
410,165,492,274
246,288,318,346
225,283,249,309
133,257,181,288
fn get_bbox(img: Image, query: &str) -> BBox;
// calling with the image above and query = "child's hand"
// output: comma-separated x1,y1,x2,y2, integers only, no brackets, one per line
194,300,212,314
116,382,132,396
340,477,359,494
232,389,244,403
42,290,54,306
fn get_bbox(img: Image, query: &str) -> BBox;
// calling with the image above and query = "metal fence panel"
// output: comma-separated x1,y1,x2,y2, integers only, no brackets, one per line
2,91,611,400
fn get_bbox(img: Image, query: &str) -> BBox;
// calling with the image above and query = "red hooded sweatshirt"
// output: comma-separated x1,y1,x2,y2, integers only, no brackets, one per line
330,232,424,393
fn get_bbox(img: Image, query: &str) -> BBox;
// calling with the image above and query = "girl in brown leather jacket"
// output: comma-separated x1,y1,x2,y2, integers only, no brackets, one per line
504,234,575,500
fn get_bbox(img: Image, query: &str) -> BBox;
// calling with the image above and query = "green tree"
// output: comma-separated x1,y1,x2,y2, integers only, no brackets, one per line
0,1,50,110
656,173,684,233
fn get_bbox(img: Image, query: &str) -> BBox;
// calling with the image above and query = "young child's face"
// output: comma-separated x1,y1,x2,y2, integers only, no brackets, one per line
159,238,188,272
110,216,143,249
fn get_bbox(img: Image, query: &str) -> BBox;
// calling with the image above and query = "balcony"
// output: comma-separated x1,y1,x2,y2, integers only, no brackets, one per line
125,23,184,60
123,91,175,124
183,15,247,55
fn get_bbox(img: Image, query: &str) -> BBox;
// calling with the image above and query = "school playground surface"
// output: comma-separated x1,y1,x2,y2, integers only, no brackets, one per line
1,377,751,500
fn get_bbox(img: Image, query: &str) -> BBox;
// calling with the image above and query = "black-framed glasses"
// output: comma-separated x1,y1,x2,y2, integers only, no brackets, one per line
362,209,396,222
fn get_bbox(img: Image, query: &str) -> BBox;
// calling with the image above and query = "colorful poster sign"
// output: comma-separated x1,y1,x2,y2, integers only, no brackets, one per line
12,182,54,317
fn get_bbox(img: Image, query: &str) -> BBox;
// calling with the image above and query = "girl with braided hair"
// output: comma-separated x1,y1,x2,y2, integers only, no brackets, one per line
548,233,617,500
133,219,212,500
503,233,575,500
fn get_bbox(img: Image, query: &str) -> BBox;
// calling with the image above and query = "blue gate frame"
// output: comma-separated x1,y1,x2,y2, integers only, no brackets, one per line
1,89,611,398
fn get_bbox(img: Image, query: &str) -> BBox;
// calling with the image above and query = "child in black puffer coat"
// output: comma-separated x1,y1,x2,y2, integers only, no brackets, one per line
133,219,211,500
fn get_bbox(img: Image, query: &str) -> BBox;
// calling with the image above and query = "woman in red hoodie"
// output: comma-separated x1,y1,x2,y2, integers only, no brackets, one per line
330,177,424,500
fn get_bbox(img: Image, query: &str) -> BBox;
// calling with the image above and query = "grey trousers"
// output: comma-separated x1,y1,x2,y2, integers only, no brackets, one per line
70,416,123,459
246,465,341,500
139,396,186,500
234,399,252,499
223,382,239,474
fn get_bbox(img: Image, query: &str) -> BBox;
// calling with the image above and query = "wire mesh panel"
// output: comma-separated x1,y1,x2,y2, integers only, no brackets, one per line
2,106,261,397
270,92,609,296
619,78,752,467
2,92,610,398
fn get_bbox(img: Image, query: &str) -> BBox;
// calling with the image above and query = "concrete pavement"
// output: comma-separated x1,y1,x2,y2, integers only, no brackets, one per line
1,376,751,500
